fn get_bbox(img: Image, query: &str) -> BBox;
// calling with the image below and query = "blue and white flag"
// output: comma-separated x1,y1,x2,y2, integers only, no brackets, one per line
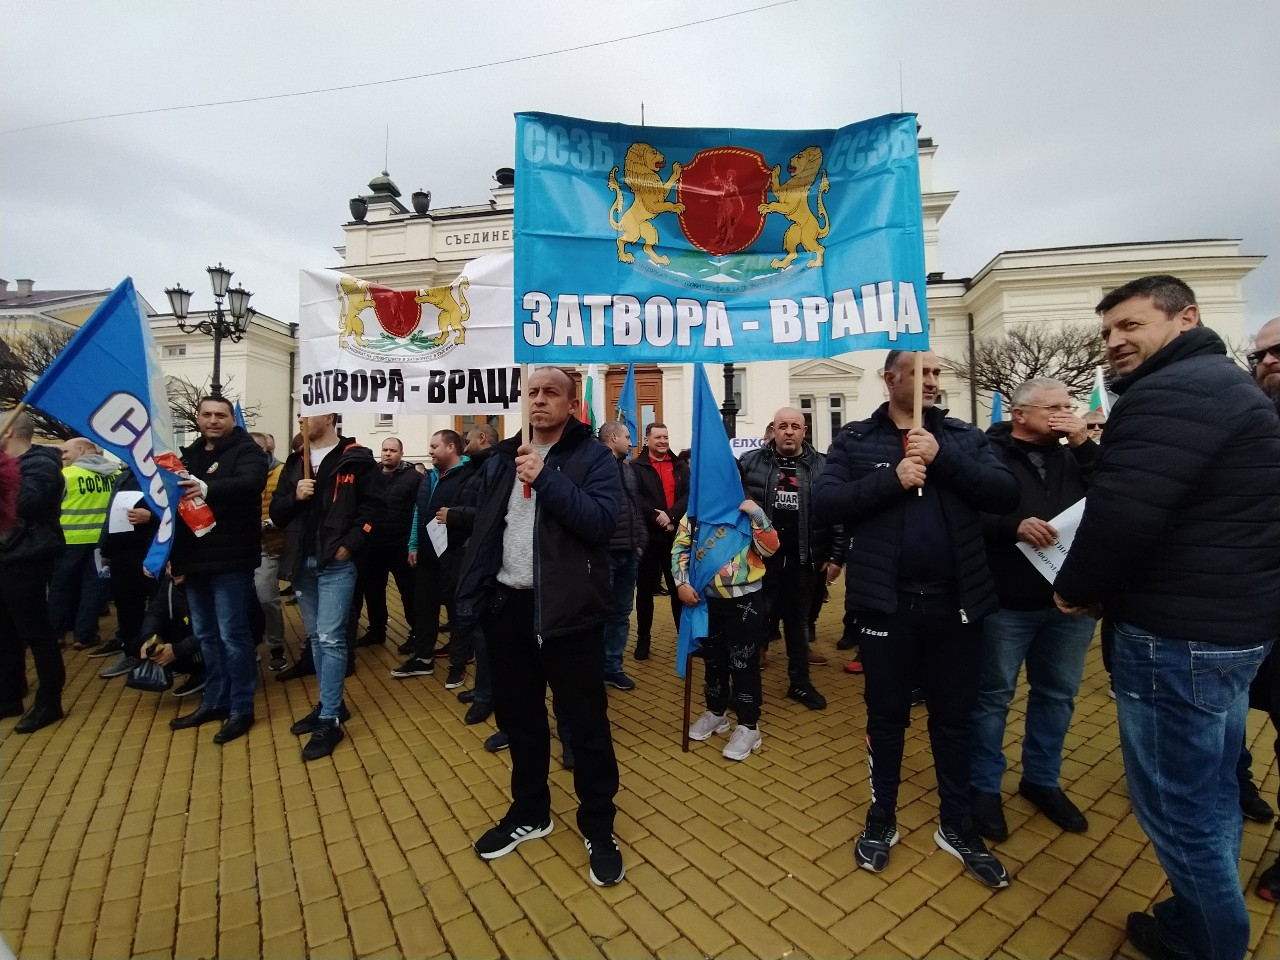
515,112,930,363
676,365,753,678
233,400,247,430
615,363,638,452
991,390,1004,426
24,278,181,575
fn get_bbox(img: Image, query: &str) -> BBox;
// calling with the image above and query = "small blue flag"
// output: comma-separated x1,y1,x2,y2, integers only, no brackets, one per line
233,400,247,431
991,391,1004,426
676,365,752,678
616,363,638,457
24,278,182,576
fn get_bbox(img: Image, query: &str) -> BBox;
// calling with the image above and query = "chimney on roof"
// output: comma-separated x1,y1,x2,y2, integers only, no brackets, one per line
0,279,7,293
16,279,33,296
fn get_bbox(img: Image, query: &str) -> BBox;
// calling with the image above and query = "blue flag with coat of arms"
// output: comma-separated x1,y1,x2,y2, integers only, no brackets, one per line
676,365,753,678
615,363,638,454
23,278,182,576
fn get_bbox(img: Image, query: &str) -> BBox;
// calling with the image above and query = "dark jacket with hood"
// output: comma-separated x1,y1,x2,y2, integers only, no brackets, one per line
0,444,65,564
813,403,1019,619
739,438,844,567
410,456,477,561
1055,326,1280,644
374,461,421,550
445,445,496,544
981,422,1096,610
170,427,267,577
271,436,381,580
454,418,620,640
608,449,649,555
99,466,161,565
631,447,689,539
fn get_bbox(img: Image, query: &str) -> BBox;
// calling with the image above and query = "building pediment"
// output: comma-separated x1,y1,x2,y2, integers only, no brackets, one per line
789,357,864,381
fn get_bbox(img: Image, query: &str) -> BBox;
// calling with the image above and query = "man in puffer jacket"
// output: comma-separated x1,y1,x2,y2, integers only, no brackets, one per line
598,421,647,691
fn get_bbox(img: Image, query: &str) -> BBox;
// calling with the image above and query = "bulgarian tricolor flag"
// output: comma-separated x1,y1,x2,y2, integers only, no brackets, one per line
580,363,606,431
1089,366,1112,416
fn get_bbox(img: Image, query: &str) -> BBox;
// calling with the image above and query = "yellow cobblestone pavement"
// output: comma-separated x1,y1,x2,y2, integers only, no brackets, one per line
2,582,1278,959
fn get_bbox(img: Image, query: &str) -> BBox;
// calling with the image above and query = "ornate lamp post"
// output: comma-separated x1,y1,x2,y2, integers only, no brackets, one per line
165,263,254,398
721,362,738,437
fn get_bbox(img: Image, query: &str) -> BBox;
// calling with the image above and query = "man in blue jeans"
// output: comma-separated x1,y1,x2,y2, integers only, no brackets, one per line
168,397,268,744
971,378,1098,841
271,413,381,761
599,421,647,691
1055,275,1280,960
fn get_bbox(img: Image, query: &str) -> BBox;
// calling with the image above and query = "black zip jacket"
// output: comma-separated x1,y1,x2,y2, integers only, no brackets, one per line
374,462,422,548
981,422,1096,610
813,403,1019,619
1055,326,1280,644
413,457,477,560
608,452,649,555
0,444,64,564
446,446,495,543
631,448,689,537
454,419,620,640
738,439,844,566
171,428,268,576
271,437,381,580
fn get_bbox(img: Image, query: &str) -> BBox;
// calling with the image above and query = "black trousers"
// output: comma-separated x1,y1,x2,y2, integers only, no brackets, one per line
484,587,618,840
110,550,158,656
760,552,818,686
857,593,982,832
702,592,766,726
359,544,414,640
412,554,455,658
0,559,65,710
635,532,680,643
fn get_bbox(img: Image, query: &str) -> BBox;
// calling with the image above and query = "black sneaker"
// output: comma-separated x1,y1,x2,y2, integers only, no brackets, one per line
970,790,1008,842
1019,780,1088,833
934,826,1010,889
603,672,636,691
484,731,509,752
396,640,415,656
855,813,899,873
474,818,552,860
290,702,352,735
301,719,345,761
786,684,827,710
585,835,625,887
464,701,493,725
391,657,434,678
835,635,858,651
267,648,287,672
88,640,124,659
1257,859,1280,903
1240,779,1275,823
172,675,206,698
444,665,466,689
433,643,453,659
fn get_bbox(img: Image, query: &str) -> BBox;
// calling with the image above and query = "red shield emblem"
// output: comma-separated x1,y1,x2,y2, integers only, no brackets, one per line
369,286,422,338
677,147,771,256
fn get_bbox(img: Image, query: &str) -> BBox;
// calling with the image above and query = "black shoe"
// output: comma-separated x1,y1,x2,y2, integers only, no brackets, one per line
169,705,230,730
355,631,386,648
302,719,345,760
1240,779,1275,823
786,684,827,710
970,791,1008,842
1019,780,1088,833
275,657,315,682
474,818,552,860
585,835,624,886
1257,860,1280,903
267,647,287,672
14,704,63,734
633,640,650,661
457,690,476,704
396,640,415,656
172,675,206,698
88,639,124,659
484,731,509,752
464,701,493,725
835,635,858,651
855,812,899,873
562,745,575,770
910,687,926,705
439,621,451,633
391,657,434,678
1125,911,1187,960
603,671,636,691
290,702,351,735
934,827,1010,888
444,665,466,689
433,643,454,659
213,713,254,744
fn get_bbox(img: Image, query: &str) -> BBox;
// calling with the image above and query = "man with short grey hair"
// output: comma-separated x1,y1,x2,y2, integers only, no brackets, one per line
598,420,646,690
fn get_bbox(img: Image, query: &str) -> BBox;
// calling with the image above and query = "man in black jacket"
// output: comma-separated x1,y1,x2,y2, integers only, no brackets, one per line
599,421,647,691
630,422,688,660
355,437,418,648
271,413,381,760
168,396,268,745
970,378,1097,843
739,406,842,711
814,350,1019,889
455,367,625,887
1054,276,1280,960
0,412,66,733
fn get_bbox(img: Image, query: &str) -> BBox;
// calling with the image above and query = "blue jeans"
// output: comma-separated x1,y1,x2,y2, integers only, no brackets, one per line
185,569,258,716
970,606,1095,793
294,556,358,719
1113,622,1270,960
603,550,640,675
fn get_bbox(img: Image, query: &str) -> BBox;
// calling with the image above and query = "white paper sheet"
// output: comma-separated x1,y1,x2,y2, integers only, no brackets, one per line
427,518,449,557
1015,498,1086,584
107,491,145,533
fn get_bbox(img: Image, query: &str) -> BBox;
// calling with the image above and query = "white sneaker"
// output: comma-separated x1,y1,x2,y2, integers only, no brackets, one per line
722,725,762,761
688,711,730,741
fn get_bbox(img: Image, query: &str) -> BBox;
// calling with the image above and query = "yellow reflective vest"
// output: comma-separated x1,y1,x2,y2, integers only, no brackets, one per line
61,464,119,545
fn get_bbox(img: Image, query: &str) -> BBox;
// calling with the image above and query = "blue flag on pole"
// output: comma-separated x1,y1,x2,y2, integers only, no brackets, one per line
616,363,638,455
233,400,247,431
676,365,753,678
990,390,1003,426
23,278,182,576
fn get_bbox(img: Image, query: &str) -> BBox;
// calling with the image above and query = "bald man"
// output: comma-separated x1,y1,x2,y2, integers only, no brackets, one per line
50,436,120,650
738,407,843,711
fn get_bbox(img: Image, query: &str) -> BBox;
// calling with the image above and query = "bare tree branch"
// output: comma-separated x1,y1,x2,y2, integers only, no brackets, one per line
942,323,1108,403
0,324,79,439
166,374,260,438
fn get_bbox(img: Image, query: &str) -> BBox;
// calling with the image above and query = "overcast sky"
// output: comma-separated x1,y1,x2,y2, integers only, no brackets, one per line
2,0,1277,333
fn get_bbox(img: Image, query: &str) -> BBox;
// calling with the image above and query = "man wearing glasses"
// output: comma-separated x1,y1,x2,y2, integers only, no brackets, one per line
970,379,1098,843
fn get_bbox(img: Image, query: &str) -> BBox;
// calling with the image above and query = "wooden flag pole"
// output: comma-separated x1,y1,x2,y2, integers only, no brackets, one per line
912,352,924,496
299,417,311,481
682,648,694,753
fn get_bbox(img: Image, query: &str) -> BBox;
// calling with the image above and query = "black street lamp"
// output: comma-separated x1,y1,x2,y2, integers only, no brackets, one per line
165,263,254,398
721,362,738,438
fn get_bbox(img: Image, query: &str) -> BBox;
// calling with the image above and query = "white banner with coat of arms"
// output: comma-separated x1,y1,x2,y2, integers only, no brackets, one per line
298,253,519,415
